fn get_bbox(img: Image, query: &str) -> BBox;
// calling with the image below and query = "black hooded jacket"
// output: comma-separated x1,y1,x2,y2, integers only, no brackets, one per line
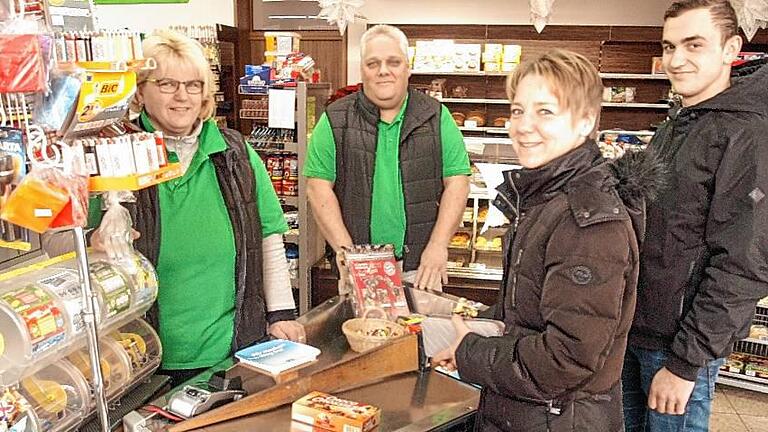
629,60,768,381
456,141,663,432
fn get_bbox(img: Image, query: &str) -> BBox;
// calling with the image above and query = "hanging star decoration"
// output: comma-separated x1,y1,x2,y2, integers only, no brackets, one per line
317,0,365,35
731,0,768,41
530,0,556,33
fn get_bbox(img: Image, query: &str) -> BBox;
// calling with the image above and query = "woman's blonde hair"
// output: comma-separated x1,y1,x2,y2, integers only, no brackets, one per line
131,29,216,121
506,49,602,136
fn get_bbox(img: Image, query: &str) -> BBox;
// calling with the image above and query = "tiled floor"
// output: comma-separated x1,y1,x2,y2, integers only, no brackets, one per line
712,385,768,431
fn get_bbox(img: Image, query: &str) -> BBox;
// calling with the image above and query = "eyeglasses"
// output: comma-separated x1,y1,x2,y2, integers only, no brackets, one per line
144,78,205,95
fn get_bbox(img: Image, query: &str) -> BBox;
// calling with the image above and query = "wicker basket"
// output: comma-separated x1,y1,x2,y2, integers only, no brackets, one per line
342,308,405,353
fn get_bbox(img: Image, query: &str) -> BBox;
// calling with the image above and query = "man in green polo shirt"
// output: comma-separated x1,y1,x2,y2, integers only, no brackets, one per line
304,24,470,290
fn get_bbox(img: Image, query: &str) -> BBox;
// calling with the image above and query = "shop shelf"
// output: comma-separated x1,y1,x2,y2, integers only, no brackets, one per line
57,58,156,73
88,163,183,192
411,70,509,76
599,73,669,80
278,195,299,206
458,126,508,134
601,102,670,109
463,136,514,146
439,97,509,104
718,370,768,394
447,267,503,281
238,84,269,95
251,142,299,153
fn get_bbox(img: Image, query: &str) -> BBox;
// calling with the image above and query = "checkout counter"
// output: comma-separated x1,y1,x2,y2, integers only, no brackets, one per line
134,293,481,432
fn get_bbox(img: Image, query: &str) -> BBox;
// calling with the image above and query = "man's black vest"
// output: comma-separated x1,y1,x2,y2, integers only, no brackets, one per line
133,128,268,353
326,90,443,271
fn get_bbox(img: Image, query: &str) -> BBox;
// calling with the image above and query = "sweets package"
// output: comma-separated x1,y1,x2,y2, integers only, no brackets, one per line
342,244,410,320
291,391,380,432
0,34,46,93
0,168,70,233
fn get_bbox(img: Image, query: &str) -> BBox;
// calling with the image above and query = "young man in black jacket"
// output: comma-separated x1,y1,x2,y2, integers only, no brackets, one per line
622,1,768,431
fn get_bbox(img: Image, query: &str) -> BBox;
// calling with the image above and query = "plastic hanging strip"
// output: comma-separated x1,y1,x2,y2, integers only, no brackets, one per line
0,96,7,127
20,94,62,168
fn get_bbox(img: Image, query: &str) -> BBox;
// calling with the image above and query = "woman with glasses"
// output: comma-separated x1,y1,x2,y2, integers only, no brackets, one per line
124,30,304,385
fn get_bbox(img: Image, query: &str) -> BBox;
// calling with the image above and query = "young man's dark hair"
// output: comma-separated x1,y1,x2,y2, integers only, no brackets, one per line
664,0,739,42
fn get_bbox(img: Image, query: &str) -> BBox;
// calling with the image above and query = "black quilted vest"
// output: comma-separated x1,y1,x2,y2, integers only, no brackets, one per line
133,127,267,354
326,90,443,271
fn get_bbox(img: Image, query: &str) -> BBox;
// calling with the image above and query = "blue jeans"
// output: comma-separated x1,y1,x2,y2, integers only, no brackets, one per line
622,345,725,432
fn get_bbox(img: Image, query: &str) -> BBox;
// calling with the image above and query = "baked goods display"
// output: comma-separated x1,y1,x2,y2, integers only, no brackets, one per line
465,110,486,127
450,232,471,248
475,236,502,251
491,117,508,128
451,111,466,126
750,324,768,340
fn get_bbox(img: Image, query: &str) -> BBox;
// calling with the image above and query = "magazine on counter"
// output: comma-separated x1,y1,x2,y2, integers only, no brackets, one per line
235,339,321,376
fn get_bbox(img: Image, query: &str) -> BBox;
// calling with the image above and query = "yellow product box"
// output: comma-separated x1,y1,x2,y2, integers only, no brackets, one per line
503,44,522,63
501,62,518,72
482,43,503,63
291,391,381,432
484,62,502,72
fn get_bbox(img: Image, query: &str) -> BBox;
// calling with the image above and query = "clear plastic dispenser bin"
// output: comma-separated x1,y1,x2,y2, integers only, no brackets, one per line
1,386,42,431
66,338,132,402
33,268,105,338
108,318,161,383
0,284,69,380
19,361,90,432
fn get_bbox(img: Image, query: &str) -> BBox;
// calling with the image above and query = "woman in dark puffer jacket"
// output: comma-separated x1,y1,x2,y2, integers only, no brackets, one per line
432,49,662,432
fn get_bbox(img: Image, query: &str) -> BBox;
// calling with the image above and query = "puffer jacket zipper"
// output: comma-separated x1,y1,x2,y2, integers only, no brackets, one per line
496,173,523,308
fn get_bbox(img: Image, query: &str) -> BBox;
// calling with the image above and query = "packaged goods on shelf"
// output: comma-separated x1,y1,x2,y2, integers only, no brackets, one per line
602,86,636,103
53,31,143,64
413,40,455,72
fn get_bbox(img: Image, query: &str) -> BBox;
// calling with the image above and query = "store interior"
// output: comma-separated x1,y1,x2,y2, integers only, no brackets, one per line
1,0,768,431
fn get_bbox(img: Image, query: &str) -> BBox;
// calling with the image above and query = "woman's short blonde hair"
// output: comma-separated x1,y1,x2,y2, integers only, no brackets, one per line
131,29,216,121
506,49,602,135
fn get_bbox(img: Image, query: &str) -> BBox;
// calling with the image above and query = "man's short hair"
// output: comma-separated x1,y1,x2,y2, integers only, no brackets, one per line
506,49,602,130
664,0,739,43
360,24,409,59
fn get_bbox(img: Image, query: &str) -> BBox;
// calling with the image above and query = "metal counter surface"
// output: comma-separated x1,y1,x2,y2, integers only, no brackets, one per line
154,296,480,431
198,370,479,432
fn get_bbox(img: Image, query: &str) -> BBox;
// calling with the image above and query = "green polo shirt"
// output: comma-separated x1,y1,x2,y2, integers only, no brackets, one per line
303,97,470,257
141,114,288,370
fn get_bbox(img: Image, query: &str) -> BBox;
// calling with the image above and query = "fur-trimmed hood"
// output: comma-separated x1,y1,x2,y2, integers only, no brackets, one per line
607,148,668,246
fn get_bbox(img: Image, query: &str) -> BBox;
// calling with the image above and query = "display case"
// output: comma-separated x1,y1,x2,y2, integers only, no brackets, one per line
19,361,90,432
0,251,161,431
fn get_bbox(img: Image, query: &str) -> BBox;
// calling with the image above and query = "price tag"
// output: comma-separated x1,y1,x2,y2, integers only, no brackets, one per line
464,120,478,129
